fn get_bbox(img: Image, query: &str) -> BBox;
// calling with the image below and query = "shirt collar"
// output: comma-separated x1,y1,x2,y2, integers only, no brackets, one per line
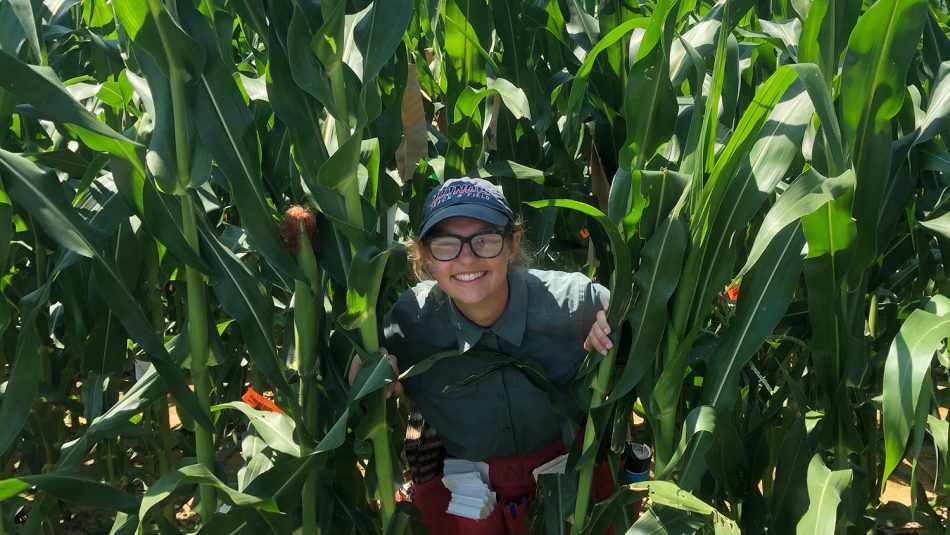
449,267,528,353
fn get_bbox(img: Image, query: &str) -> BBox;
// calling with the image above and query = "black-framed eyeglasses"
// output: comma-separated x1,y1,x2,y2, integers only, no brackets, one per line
425,229,511,261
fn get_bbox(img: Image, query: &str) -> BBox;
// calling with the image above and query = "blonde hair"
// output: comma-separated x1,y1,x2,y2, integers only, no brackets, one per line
406,219,529,281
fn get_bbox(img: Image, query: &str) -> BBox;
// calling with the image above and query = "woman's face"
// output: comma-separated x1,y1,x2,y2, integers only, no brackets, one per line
422,216,521,325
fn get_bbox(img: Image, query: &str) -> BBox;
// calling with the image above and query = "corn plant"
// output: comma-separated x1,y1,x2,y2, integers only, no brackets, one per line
0,0,947,534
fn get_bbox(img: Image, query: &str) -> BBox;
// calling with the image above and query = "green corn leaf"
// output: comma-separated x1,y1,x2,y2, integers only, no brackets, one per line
919,144,950,173
841,0,927,282
0,50,145,171
680,225,805,488
317,132,361,194
634,480,728,517
694,1,730,179
618,33,677,173
398,349,461,381
920,212,950,240
669,19,719,85
719,33,741,129
538,471,577,535
700,222,806,410
795,454,853,535
799,0,860,88
790,63,847,175
586,478,731,535
0,284,49,455
286,6,336,115
636,0,677,62
212,402,299,457
677,32,707,180
922,9,950,78
455,78,530,121
609,217,686,402
0,88,13,149
196,507,293,534
340,245,391,333
196,217,297,417
108,155,212,274
607,166,636,233
640,170,689,240
740,168,853,277
136,47,191,194
562,0,599,52
0,472,137,512
676,69,812,341
360,138,381,209
0,181,11,269
59,364,166,471
881,296,950,483
266,25,331,181
9,0,41,63
83,309,129,380
491,0,539,106
88,364,164,437
0,2,26,55
802,191,859,395
442,0,491,88
92,258,214,429
917,61,950,145
757,19,800,59
312,0,346,72
625,507,709,534
317,133,372,247
563,17,650,150
347,351,399,407
770,416,813,532
0,150,211,431
139,464,278,527
927,415,948,477
271,350,402,469
112,0,205,81
475,161,548,183
694,69,808,239
353,0,412,84
175,2,299,287
237,450,275,493
656,405,717,481
441,0,493,176
0,149,105,257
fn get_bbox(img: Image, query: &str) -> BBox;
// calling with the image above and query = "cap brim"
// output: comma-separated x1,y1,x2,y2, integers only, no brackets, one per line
419,205,511,238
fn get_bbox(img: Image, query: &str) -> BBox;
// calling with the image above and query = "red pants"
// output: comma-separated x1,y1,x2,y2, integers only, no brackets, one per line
412,442,637,534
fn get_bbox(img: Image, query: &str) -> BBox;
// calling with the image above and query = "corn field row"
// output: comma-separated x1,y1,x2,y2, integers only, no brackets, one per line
0,0,948,533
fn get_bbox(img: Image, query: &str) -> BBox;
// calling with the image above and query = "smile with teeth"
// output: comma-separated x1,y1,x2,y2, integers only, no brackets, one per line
453,271,486,282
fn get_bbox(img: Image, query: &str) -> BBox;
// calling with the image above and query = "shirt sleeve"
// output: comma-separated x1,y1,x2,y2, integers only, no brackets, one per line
382,291,417,368
381,281,448,369
580,278,610,337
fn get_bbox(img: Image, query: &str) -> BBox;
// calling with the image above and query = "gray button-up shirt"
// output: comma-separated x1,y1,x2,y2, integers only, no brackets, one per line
383,267,609,461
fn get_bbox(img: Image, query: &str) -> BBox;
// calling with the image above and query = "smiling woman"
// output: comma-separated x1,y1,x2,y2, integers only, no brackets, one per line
371,177,633,534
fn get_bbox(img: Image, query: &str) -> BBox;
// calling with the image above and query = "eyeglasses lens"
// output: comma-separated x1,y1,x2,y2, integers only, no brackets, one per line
429,238,461,260
472,233,504,257
428,232,505,261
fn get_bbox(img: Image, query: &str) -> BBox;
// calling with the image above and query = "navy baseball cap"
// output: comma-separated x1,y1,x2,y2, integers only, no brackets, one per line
419,178,514,239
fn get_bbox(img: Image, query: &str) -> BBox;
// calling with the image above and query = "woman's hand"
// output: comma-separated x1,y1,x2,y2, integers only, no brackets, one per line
583,301,612,356
347,347,405,398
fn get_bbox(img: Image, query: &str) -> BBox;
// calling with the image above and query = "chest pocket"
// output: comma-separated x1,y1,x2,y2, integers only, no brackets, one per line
420,355,487,398
504,367,546,393
425,377,478,398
